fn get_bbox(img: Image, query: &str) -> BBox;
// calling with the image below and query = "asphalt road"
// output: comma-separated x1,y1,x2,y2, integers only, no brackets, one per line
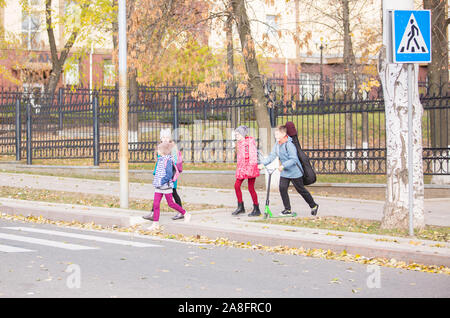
0,217,449,298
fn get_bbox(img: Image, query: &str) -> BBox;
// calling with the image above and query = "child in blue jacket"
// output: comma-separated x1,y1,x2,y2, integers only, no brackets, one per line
259,125,319,216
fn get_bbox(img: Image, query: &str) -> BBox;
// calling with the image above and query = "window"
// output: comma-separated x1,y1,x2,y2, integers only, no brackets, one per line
266,15,278,34
299,73,320,99
103,60,115,87
334,74,348,92
64,0,82,27
22,0,42,50
64,61,79,86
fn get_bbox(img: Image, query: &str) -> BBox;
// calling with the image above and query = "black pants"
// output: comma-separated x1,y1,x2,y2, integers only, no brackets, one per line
279,177,316,210
152,188,182,212
172,188,182,207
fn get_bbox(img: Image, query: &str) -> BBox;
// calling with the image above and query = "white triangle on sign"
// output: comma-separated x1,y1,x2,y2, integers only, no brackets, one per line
397,13,429,54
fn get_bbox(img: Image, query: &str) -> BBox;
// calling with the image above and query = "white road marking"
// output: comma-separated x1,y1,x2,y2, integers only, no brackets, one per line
0,233,98,251
3,227,162,248
0,244,35,253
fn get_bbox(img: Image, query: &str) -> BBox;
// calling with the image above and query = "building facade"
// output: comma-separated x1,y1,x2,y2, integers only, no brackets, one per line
0,0,447,92
0,0,114,90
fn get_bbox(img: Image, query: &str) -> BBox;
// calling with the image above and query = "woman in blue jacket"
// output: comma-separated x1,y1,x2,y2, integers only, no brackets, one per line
259,125,319,216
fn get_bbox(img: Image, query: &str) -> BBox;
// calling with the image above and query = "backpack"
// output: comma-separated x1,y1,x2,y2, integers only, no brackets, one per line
176,150,183,173
163,157,180,182
291,137,316,185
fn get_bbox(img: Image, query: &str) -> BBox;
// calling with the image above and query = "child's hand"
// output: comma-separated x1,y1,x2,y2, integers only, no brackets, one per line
278,165,284,172
258,164,265,170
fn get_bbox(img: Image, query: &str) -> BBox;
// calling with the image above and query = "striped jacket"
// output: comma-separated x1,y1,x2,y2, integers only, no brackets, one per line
152,155,174,189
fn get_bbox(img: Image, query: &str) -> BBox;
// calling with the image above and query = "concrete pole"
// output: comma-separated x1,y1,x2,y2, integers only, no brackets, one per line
118,0,129,208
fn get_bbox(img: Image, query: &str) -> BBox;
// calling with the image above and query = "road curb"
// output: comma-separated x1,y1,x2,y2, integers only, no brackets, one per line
1,198,448,268
0,198,146,228
163,222,450,268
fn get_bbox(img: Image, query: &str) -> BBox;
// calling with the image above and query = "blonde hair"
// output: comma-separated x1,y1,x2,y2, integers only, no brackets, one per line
277,125,287,134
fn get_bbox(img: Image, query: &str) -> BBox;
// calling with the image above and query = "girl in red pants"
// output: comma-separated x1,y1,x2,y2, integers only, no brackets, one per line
232,126,261,217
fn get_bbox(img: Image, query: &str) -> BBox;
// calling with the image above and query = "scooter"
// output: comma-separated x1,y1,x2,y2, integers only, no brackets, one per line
263,167,298,219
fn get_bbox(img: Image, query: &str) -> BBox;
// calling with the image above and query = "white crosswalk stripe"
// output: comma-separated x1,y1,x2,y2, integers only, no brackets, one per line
0,232,98,251
0,243,35,253
3,227,161,248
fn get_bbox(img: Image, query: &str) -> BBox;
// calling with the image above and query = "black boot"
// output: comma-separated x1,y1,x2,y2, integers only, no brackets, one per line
232,202,245,216
248,204,261,217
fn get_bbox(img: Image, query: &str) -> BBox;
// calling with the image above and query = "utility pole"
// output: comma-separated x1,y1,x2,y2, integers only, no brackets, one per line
118,0,129,208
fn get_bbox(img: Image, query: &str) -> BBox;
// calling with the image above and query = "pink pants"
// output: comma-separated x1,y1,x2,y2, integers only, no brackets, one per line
153,193,186,222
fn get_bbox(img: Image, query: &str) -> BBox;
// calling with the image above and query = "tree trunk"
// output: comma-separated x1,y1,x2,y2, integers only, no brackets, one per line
225,10,238,128
127,0,138,149
46,61,63,98
230,0,273,152
342,0,356,171
423,0,448,152
378,46,425,230
128,68,139,149
45,0,83,96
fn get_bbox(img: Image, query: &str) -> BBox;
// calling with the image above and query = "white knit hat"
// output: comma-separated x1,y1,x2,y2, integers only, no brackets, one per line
234,125,248,137
160,128,172,140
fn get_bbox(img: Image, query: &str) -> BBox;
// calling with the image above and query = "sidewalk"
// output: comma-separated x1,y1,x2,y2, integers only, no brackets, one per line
0,171,449,267
0,172,448,226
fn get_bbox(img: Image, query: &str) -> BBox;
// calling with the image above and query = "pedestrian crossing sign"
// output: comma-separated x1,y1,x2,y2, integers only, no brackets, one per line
392,10,431,63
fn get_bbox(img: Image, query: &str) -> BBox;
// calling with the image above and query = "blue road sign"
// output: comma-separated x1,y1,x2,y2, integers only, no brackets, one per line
392,10,431,63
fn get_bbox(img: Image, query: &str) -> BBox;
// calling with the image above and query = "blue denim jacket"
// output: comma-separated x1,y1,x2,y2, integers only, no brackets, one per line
152,155,174,188
262,137,304,179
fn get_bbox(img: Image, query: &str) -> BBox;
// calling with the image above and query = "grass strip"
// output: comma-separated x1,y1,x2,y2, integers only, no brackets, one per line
0,186,219,213
255,216,450,242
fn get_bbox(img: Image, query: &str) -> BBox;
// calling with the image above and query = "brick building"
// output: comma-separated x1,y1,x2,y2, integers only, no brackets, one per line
0,0,114,90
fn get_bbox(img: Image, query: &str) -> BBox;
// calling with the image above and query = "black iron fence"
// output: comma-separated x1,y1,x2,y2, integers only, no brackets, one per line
0,84,449,175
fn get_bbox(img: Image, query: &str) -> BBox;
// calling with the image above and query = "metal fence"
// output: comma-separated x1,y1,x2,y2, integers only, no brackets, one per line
0,84,449,175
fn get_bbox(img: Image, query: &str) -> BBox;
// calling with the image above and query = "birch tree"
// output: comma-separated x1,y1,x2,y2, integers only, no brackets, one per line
378,0,425,231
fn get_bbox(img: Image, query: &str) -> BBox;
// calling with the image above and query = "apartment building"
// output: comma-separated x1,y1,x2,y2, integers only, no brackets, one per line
0,0,446,92
0,0,114,90
208,0,438,95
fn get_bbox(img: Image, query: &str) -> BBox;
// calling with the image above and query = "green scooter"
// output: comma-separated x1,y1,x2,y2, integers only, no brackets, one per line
263,167,298,219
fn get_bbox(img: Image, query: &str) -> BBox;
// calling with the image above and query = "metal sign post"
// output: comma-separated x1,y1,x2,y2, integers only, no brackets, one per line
407,63,414,236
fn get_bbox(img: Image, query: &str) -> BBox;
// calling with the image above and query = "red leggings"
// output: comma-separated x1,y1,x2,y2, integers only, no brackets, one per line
235,178,258,205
